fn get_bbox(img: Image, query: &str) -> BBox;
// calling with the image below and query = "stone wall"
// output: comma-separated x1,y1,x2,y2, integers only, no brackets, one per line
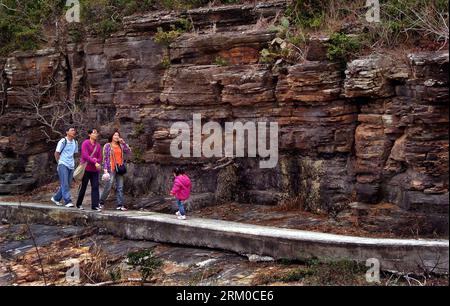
0,1,448,217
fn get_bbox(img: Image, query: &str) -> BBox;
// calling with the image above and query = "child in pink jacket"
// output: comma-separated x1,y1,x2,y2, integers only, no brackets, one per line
170,167,192,220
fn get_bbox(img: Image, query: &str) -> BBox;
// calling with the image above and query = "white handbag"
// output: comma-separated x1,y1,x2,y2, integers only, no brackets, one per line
73,144,98,181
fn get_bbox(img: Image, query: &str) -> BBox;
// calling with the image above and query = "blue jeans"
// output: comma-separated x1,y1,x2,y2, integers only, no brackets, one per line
53,164,74,204
100,173,124,207
176,199,186,216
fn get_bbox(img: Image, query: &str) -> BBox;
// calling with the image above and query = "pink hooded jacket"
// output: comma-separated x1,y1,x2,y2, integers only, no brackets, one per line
171,174,192,201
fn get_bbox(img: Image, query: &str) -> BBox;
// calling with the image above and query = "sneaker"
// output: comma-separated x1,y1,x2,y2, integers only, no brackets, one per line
92,207,102,212
175,211,181,216
51,197,62,206
77,206,84,210
116,206,128,211
177,215,186,220
65,203,74,208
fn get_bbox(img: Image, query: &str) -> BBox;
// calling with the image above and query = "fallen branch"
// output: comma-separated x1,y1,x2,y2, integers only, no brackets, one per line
20,202,47,286
212,159,234,170
85,280,118,286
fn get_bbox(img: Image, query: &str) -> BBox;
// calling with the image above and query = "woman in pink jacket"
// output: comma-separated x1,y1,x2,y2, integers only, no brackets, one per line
170,167,192,220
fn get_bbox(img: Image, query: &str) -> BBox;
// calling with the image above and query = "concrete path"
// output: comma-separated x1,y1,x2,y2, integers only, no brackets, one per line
0,202,448,274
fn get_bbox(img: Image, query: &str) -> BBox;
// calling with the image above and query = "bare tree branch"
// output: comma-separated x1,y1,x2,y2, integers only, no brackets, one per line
0,1,19,12
18,202,47,285
18,80,88,142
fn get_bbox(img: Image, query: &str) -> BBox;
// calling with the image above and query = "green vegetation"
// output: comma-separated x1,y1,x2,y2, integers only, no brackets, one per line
14,234,29,241
0,0,206,55
1,0,447,58
259,17,309,65
0,0,65,55
253,259,368,286
79,1,198,40
0,0,154,54
161,55,171,69
326,32,362,66
79,0,154,38
133,122,145,136
285,0,449,47
260,0,448,67
155,26,180,44
108,266,122,282
213,56,229,66
369,0,449,47
127,248,163,282
259,45,290,65
67,25,84,43
285,0,325,30
153,19,192,44
154,26,183,44
132,147,145,164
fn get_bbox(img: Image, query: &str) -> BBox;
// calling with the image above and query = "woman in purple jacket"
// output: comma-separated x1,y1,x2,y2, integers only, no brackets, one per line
76,128,102,211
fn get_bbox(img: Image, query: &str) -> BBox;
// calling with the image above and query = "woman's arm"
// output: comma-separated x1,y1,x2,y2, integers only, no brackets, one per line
81,141,99,165
122,143,131,154
96,144,102,166
102,144,111,173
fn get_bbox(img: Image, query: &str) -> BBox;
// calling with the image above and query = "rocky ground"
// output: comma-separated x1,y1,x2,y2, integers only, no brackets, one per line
1,223,448,286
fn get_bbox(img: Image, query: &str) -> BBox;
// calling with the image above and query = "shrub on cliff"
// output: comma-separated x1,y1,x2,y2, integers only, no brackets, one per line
0,0,64,55
79,0,154,38
286,0,449,48
153,18,193,45
326,32,362,66
259,17,309,66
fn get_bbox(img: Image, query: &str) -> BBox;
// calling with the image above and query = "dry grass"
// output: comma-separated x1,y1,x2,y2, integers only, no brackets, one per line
251,259,368,286
288,0,448,51
271,195,305,212
80,244,114,284
187,266,223,285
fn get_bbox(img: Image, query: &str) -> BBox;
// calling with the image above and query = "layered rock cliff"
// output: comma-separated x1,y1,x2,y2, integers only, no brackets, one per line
0,2,448,220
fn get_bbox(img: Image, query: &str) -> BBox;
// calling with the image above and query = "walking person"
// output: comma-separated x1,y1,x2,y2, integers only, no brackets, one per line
170,167,192,220
99,130,131,211
51,127,78,207
76,128,102,211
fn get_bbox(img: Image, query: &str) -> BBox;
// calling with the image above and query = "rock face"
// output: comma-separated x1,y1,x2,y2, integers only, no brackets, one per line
346,53,449,215
0,2,448,221
0,49,67,193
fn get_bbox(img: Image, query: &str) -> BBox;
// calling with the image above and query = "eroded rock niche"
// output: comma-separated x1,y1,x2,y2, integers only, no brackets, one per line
0,2,448,219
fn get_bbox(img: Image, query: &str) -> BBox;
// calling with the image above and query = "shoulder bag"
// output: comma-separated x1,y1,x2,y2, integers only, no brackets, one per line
73,143,98,181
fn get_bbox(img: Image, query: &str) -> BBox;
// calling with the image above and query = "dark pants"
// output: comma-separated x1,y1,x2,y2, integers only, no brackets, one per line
76,170,100,209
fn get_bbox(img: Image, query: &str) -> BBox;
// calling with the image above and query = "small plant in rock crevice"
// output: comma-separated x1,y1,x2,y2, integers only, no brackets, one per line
259,16,309,66
127,248,163,283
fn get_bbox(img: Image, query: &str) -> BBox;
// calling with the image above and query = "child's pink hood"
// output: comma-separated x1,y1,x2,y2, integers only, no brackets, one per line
171,175,192,201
